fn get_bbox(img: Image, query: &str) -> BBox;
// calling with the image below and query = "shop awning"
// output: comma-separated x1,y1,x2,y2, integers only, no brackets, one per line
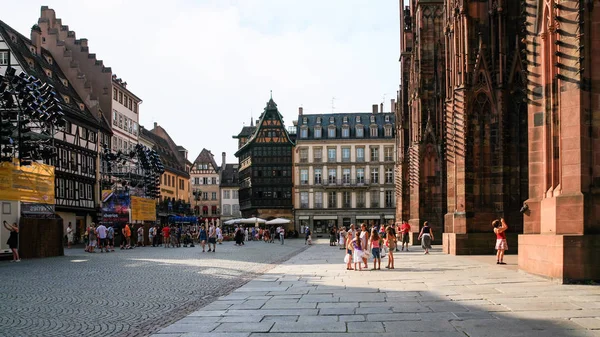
384,215,395,219
298,216,310,220
356,215,381,220
313,215,337,220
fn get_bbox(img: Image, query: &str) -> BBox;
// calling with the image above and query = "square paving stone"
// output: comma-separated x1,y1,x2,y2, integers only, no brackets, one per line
225,309,319,316
572,317,600,330
297,315,339,323
385,320,459,332
213,322,274,333
218,316,264,323
339,315,366,322
261,315,299,323
270,322,347,333
317,302,359,309
356,307,394,314
366,313,421,322
319,307,355,315
228,300,267,310
347,321,385,332
263,301,316,309
189,310,227,317
158,323,220,333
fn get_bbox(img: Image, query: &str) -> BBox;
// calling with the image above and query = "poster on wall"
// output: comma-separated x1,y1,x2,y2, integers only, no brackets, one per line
131,196,156,221
0,162,55,204
101,190,130,227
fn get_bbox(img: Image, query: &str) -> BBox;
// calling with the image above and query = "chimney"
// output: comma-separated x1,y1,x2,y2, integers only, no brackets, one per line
299,107,303,115
153,122,157,129
222,152,226,170
380,103,384,113
391,99,396,114
31,25,42,55
372,104,378,114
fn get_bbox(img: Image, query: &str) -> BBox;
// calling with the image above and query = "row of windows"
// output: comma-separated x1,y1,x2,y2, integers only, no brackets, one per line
302,115,391,125
299,190,395,209
299,125,393,139
222,190,239,199
112,135,136,153
299,146,394,163
54,148,96,176
113,88,138,113
163,174,187,190
252,146,292,157
56,178,94,201
194,191,218,200
193,177,219,185
222,204,241,216
112,110,139,136
299,167,394,184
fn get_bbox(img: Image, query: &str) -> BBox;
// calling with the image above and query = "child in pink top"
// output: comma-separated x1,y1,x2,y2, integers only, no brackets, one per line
369,229,381,270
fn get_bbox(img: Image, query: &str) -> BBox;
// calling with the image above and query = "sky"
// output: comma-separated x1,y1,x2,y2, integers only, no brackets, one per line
4,0,401,164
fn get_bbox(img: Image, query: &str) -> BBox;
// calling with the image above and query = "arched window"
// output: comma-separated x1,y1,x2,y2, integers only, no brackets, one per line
469,93,493,208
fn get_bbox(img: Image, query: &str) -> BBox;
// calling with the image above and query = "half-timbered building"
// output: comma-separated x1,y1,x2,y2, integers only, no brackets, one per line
235,98,295,219
190,148,220,221
0,21,110,235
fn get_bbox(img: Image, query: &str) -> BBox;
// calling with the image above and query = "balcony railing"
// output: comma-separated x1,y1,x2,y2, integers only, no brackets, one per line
371,202,380,208
314,203,323,209
320,179,371,187
300,158,308,163
300,203,309,209
356,157,365,162
356,202,365,208
385,202,394,208
384,156,393,162
342,157,351,162
328,158,336,163
300,180,309,185
313,157,322,163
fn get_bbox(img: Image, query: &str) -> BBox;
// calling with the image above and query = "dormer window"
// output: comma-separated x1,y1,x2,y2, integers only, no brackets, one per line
356,125,364,138
44,69,52,77
300,126,308,138
62,95,70,104
329,117,334,124
356,116,361,123
79,103,85,111
370,115,375,123
342,126,350,138
26,58,34,67
343,116,348,123
385,115,390,122
316,117,321,124
384,125,393,137
30,46,36,54
61,78,68,87
302,117,308,124
370,126,378,137
328,126,336,138
46,56,53,64
314,127,322,138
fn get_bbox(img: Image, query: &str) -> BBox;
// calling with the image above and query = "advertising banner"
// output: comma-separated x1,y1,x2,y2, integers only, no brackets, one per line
131,196,156,221
101,191,130,226
0,162,55,204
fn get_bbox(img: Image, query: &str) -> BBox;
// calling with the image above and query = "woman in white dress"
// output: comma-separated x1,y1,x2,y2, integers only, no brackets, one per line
66,223,74,249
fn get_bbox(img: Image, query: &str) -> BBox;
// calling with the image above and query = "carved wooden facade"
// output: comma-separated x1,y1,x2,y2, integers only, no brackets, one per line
235,98,294,219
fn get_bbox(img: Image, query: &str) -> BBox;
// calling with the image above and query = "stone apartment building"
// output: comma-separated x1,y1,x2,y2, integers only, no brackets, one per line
294,106,396,236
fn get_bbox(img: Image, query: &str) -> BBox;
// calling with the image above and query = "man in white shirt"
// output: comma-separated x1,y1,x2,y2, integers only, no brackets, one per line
96,223,108,253
280,227,285,245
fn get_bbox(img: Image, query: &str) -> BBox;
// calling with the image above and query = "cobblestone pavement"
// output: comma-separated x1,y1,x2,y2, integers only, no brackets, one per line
0,238,308,337
156,239,600,337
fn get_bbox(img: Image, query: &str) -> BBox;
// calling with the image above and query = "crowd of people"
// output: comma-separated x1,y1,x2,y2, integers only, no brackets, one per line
66,222,293,254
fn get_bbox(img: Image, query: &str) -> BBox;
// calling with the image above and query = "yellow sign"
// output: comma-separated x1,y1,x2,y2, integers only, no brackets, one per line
0,161,55,204
131,196,156,221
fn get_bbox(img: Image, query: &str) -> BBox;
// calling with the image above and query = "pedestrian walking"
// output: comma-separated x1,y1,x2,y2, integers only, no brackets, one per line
3,221,20,262
162,225,170,248
279,227,285,245
418,221,433,254
385,226,396,269
216,225,223,244
493,218,508,265
352,234,364,271
338,226,347,250
199,225,207,252
169,225,177,248
148,226,155,247
121,223,132,250
305,227,311,245
66,223,73,249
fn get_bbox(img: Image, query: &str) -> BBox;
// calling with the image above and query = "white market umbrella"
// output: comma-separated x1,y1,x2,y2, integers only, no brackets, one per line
265,218,291,225
224,218,242,225
239,217,266,224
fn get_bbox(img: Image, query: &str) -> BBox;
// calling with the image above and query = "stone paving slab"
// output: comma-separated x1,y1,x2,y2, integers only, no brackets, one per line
157,239,600,337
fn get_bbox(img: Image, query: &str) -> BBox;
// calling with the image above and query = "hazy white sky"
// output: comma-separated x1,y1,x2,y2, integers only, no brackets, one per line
4,0,400,163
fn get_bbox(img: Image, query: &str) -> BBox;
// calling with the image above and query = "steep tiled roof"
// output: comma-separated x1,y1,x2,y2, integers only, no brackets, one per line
296,112,395,140
233,126,256,139
192,148,219,172
140,127,189,178
220,163,239,187
151,125,189,169
0,21,103,129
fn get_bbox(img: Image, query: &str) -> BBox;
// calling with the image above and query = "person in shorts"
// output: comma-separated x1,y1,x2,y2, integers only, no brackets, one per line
208,223,217,252
401,221,411,251
88,224,97,253
493,218,508,265
369,228,381,270
96,223,108,253
106,226,115,251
